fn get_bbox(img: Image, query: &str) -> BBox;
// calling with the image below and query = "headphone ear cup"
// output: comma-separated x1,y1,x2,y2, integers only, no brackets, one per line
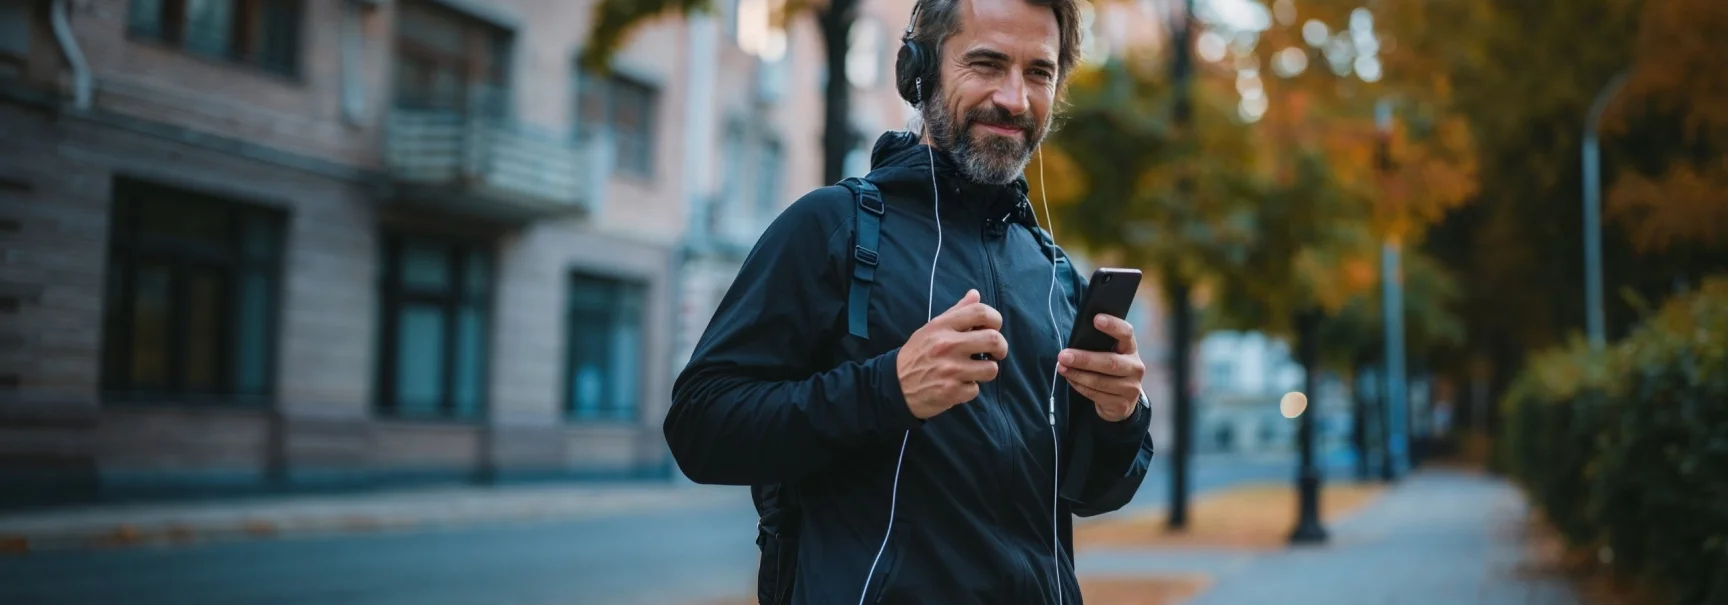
895,41,928,106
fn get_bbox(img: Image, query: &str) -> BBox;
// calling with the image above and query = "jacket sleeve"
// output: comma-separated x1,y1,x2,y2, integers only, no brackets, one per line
1067,397,1156,517
1051,248,1157,517
664,188,923,486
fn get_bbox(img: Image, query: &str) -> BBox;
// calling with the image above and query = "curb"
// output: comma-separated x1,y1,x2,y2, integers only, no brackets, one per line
0,487,738,555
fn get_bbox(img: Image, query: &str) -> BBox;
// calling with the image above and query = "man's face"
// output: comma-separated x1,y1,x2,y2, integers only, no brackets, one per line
922,0,1061,186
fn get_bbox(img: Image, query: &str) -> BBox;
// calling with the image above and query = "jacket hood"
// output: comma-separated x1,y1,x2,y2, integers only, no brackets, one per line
861,131,1038,227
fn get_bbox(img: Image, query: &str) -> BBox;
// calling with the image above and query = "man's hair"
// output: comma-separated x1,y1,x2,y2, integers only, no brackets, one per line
908,0,1086,96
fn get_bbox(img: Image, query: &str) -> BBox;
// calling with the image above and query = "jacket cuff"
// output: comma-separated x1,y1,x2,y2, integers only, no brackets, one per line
872,348,925,431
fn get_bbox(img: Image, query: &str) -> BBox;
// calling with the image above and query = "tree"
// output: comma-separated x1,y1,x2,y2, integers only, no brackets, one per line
1601,0,1728,255
1037,51,1263,530
1175,0,1481,514
580,0,864,185
1387,0,1728,426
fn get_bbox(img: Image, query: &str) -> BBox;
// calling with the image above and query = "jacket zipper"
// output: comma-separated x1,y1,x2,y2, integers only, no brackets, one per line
978,221,1016,508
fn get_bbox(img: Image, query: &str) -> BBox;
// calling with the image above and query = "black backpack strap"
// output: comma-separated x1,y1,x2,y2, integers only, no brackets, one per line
838,177,885,340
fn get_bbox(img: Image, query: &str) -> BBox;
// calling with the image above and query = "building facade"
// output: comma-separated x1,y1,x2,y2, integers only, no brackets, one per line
0,0,1177,508
1194,330,1354,457
0,0,896,508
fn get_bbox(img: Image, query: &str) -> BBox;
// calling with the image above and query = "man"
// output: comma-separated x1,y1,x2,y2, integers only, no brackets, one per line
666,0,1155,602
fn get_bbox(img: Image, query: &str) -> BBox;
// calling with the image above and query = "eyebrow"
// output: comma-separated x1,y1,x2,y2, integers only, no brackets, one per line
961,48,1057,72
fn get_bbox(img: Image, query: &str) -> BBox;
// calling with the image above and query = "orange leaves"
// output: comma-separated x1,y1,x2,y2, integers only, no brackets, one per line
1607,0,1728,141
1024,143,1088,210
1295,244,1378,315
1606,157,1728,254
1377,113,1480,240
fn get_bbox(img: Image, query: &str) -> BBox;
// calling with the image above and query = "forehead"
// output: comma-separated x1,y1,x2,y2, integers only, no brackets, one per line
952,0,1059,61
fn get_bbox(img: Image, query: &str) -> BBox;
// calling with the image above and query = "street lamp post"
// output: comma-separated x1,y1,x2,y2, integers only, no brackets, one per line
1376,98,1409,482
1583,71,1628,352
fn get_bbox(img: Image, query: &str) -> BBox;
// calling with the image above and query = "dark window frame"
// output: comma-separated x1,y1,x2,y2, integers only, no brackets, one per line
125,0,304,79
563,271,648,423
573,69,660,180
391,0,514,117
374,231,495,422
100,177,287,406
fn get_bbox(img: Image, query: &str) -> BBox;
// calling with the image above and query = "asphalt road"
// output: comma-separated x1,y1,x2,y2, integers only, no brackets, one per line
0,452,1358,605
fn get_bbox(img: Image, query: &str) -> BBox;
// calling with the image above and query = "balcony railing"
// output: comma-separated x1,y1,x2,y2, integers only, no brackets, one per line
383,107,609,222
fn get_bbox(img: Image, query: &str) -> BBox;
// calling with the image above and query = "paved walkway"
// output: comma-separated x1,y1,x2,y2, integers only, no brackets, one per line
0,481,737,553
1077,469,1584,605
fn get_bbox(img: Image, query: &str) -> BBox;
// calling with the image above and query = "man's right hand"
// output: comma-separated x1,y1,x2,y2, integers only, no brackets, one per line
896,289,1008,420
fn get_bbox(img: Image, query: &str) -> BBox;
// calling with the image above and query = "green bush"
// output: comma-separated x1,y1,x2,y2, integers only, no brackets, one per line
1499,275,1728,605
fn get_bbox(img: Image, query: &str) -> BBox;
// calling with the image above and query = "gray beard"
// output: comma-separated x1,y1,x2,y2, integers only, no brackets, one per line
921,94,1041,186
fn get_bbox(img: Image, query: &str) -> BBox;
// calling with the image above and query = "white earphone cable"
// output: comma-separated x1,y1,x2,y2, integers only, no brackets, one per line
1032,145,1066,605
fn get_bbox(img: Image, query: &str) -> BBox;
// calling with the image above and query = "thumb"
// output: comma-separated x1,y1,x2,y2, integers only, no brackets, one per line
950,289,980,310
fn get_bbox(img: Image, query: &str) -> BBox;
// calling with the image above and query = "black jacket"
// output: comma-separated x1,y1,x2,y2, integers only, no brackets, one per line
667,131,1156,604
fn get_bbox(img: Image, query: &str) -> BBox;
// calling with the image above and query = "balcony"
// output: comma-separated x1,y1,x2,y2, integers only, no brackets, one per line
383,108,610,224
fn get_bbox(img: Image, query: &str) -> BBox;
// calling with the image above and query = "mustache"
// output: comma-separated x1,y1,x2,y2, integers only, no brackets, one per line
964,105,1036,135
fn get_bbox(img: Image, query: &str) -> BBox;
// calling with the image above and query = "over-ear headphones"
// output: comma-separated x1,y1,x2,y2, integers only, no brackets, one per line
895,1,933,107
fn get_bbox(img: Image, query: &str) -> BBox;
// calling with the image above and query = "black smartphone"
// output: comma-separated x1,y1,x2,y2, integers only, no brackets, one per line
1066,268,1143,352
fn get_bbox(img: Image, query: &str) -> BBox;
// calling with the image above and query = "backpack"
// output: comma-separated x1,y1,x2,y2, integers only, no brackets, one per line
751,176,1077,605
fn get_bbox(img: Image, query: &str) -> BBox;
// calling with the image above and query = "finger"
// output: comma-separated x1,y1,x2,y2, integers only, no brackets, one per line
1059,365,1142,399
943,301,1003,332
953,381,981,404
1069,381,1111,404
945,289,981,314
955,329,1009,360
953,359,1000,383
1092,314,1138,354
1058,349,1131,378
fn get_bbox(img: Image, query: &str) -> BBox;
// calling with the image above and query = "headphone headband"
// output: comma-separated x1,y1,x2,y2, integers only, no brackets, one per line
904,1,920,40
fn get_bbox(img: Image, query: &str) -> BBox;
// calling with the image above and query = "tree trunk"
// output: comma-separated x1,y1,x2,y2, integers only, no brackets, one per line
1165,0,1200,534
1289,308,1328,544
1166,273,1193,531
1350,349,1372,481
817,0,858,186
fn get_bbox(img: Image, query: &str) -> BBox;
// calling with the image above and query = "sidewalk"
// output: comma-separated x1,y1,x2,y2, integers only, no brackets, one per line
1076,469,1584,605
0,480,738,554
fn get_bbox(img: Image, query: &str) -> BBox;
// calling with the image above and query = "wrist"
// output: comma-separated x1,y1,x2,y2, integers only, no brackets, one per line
880,348,925,429
1093,390,1150,442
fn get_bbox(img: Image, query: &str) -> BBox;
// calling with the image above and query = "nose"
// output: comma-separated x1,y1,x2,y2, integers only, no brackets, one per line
991,71,1030,117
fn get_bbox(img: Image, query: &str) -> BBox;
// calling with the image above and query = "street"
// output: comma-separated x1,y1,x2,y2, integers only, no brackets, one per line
0,453,1356,605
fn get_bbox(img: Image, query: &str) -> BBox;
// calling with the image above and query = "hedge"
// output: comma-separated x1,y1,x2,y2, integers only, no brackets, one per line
1498,275,1728,605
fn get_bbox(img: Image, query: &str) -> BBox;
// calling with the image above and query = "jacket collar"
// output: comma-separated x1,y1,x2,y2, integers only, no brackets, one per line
859,131,1038,230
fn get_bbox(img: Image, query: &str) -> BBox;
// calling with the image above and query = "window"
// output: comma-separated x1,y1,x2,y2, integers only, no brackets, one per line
101,179,285,403
565,273,646,422
1207,360,1233,390
376,234,492,420
575,70,659,178
716,123,746,232
0,1,30,74
392,0,512,116
127,0,302,77
755,138,783,219
846,17,881,88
